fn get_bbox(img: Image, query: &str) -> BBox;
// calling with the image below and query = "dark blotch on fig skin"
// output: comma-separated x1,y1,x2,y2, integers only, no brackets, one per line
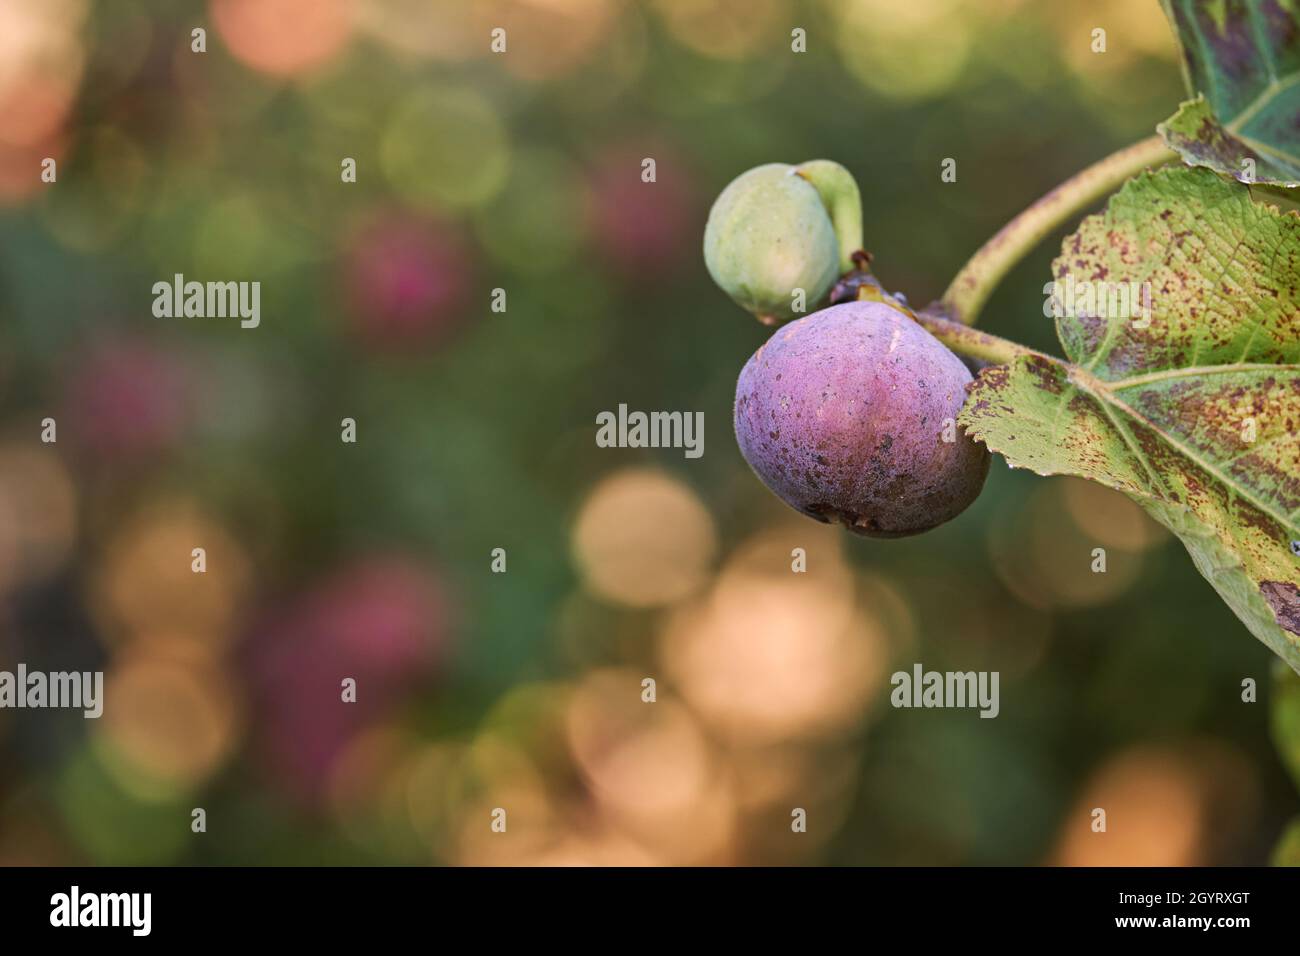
734,300,990,538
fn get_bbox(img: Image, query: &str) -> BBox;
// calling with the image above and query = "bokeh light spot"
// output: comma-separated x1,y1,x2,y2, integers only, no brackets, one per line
211,0,354,78
571,468,717,608
381,86,510,212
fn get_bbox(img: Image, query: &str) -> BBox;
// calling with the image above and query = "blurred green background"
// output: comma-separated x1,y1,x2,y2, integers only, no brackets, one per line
0,0,1296,865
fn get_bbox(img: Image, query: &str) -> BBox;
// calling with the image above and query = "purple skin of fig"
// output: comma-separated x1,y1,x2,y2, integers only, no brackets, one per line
734,300,990,538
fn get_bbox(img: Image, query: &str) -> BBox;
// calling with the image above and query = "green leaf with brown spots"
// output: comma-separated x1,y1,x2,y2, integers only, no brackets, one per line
958,167,1300,672
1161,96,1300,186
1157,0,1300,186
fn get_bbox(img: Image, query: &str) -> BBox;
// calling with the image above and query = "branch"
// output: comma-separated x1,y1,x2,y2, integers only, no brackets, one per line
941,135,1177,326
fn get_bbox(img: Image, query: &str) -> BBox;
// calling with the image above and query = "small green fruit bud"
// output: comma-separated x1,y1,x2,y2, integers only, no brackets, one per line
704,163,845,325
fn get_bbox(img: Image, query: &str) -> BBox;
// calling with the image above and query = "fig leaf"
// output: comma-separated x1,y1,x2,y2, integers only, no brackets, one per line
959,167,1300,671
1158,0,1300,187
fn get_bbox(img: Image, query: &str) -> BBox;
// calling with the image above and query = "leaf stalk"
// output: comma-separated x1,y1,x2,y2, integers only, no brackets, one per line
913,311,1042,366
940,135,1177,326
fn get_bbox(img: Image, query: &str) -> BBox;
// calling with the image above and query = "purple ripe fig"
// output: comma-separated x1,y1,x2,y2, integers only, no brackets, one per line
734,300,989,538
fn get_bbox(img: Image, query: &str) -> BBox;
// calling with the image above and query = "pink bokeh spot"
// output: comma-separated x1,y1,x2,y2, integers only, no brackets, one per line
342,214,472,352
245,555,452,803
63,340,191,460
587,143,697,280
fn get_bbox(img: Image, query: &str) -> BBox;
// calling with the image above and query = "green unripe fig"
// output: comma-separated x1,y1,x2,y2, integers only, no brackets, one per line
704,161,862,325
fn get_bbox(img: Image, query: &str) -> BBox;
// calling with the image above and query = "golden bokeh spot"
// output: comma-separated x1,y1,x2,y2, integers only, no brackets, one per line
1052,743,1259,866
1053,0,1179,75
727,742,862,862
91,498,252,649
404,735,556,864
829,0,973,101
653,0,787,62
571,468,717,608
0,0,86,147
660,528,885,745
0,441,77,595
354,0,486,61
484,0,624,81
506,824,663,866
566,668,737,864
1061,477,1166,553
988,478,1145,609
98,648,241,794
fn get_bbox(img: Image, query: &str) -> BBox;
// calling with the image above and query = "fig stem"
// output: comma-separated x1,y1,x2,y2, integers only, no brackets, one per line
941,135,1177,326
795,160,864,274
914,311,1043,366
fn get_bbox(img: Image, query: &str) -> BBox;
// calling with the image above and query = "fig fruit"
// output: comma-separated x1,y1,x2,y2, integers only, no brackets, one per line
734,300,990,537
704,161,860,325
